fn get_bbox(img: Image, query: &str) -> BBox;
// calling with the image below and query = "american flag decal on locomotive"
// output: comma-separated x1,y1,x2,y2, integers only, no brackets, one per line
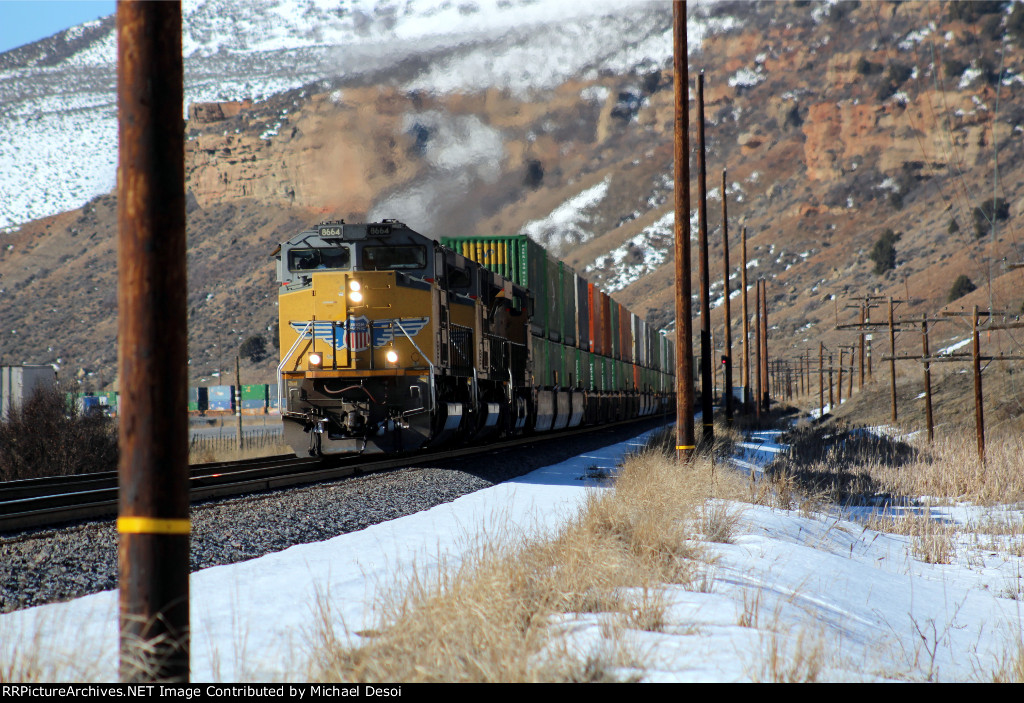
290,317,429,352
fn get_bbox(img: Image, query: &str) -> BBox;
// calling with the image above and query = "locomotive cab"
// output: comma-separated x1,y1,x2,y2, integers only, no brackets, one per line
277,220,531,456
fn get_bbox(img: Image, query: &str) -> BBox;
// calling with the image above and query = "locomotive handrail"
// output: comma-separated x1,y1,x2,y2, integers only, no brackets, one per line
394,318,436,413
278,320,315,412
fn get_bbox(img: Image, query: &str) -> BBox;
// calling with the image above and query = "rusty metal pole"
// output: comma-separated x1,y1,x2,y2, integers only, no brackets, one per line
922,313,934,443
696,73,713,445
888,296,897,423
672,1,695,462
754,278,762,423
117,0,189,683
972,305,985,465
741,226,750,413
720,169,733,426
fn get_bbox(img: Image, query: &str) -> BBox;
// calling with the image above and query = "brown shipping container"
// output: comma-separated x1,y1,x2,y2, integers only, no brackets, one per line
587,282,598,354
618,302,632,364
600,291,612,358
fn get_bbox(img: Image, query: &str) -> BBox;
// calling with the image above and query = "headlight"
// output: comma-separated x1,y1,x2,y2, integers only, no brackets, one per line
349,280,361,291
349,290,363,303
308,352,323,368
385,350,399,364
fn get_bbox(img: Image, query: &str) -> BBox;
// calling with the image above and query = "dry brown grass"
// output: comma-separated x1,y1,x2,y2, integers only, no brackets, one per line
752,630,826,683
771,423,1024,505
188,437,292,464
305,439,754,683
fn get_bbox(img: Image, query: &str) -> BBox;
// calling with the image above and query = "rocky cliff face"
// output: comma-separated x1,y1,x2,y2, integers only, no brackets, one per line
3,0,1024,423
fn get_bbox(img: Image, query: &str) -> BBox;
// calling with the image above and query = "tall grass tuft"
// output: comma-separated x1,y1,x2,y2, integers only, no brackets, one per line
306,444,750,683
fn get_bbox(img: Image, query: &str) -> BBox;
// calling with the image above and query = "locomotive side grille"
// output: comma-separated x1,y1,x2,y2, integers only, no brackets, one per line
449,324,474,376
486,334,508,379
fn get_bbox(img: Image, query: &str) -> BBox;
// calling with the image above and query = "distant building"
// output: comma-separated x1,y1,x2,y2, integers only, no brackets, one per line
1,365,57,419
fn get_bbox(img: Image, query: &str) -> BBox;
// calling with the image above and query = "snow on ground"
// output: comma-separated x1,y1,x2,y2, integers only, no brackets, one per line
3,422,1023,682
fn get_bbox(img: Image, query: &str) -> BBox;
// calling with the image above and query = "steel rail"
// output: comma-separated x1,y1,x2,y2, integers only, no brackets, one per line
0,413,671,534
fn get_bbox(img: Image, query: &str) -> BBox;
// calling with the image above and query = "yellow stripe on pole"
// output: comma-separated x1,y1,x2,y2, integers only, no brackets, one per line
676,445,695,450
117,517,191,535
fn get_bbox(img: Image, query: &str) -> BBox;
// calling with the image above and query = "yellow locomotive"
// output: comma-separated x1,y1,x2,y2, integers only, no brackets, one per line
276,220,674,456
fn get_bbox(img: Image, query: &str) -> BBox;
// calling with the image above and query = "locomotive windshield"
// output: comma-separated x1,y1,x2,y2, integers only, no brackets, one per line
362,245,427,271
288,247,352,272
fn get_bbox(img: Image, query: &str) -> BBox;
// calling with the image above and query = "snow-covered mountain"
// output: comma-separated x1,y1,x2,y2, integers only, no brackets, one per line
0,0,738,230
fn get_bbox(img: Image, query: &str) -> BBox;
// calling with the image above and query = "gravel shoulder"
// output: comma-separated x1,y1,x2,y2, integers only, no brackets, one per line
0,418,669,614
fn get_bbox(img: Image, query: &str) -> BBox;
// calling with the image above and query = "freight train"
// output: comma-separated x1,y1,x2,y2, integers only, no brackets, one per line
275,220,675,456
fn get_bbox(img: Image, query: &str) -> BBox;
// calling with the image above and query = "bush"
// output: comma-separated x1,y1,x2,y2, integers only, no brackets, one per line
887,62,913,86
239,334,268,363
868,229,900,275
948,274,977,302
948,218,960,235
943,58,967,80
855,57,882,76
972,197,1010,237
0,385,118,481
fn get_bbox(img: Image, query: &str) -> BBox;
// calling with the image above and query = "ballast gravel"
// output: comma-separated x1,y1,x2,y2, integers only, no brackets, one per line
0,419,667,614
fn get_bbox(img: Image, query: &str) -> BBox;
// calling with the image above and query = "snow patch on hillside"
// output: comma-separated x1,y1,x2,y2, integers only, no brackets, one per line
588,210,674,293
519,177,611,253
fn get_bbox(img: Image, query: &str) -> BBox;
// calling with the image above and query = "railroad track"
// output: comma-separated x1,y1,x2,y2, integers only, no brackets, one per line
0,414,670,533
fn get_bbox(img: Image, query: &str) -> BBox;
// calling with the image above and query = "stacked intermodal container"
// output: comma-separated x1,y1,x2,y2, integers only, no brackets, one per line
440,234,673,397
240,384,269,415
207,385,234,413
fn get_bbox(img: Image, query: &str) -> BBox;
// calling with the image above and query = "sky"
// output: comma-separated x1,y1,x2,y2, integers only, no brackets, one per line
2,422,1023,682
0,0,114,54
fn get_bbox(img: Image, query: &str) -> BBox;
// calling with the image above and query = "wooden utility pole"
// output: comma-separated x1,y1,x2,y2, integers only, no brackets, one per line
754,279,762,423
972,305,985,465
117,0,189,683
921,313,934,442
890,310,1024,464
836,348,844,407
759,278,769,413
741,226,750,412
828,352,834,409
721,169,733,426
696,73,713,445
888,297,897,423
845,345,854,399
859,304,866,390
672,0,695,462
818,343,824,417
235,356,243,451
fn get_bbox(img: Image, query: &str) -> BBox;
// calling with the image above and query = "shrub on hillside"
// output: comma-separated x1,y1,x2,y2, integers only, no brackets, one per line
868,229,900,275
972,197,1010,237
240,334,268,363
947,274,977,303
0,385,118,481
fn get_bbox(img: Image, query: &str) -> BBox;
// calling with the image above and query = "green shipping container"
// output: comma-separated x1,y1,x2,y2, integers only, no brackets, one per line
561,263,576,347
241,384,268,401
440,235,555,339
